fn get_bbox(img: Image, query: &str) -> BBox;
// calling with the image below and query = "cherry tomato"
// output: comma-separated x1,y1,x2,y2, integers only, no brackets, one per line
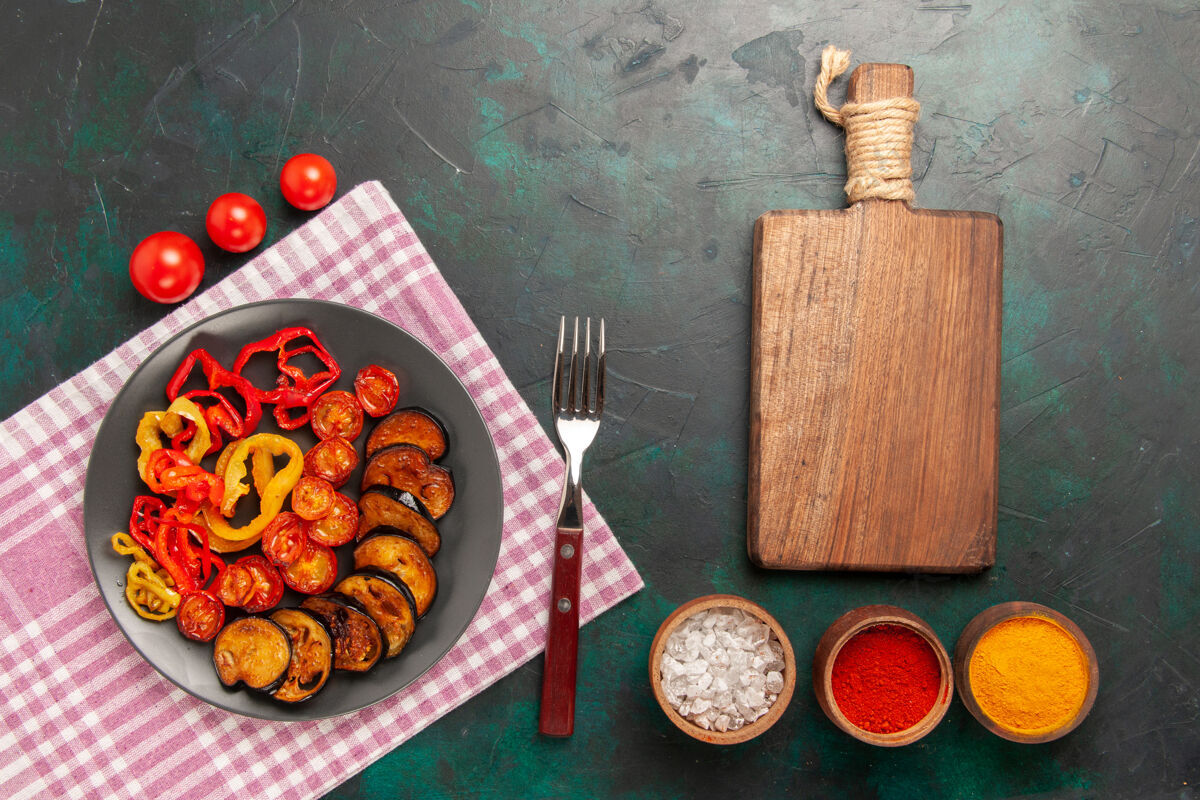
292,476,335,521
303,436,359,488
176,591,225,642
305,491,358,547
261,512,308,567
237,555,286,613
205,192,267,253
280,153,337,211
355,365,400,417
282,542,338,594
214,564,255,607
310,390,364,440
129,231,204,304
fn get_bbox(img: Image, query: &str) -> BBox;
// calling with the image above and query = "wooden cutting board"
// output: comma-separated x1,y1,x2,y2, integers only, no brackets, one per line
747,62,1002,572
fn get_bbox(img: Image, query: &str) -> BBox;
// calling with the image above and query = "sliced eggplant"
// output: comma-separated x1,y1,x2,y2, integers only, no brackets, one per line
300,594,386,673
365,407,449,461
212,617,292,692
357,485,441,557
334,570,418,659
360,444,455,519
354,530,438,618
268,608,334,703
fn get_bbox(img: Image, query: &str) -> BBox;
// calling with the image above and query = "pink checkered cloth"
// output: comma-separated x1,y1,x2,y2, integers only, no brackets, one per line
0,181,642,799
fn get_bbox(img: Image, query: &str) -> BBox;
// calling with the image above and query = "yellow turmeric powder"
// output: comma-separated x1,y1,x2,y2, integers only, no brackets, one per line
968,615,1090,735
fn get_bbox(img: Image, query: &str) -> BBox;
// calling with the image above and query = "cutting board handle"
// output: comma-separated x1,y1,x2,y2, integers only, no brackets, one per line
848,62,916,208
815,52,920,206
846,63,914,105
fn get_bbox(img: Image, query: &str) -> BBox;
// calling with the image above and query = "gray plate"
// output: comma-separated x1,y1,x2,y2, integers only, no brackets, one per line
84,299,504,720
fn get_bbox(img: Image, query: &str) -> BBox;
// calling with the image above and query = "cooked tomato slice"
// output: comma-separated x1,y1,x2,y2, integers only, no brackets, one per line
176,590,225,642
238,555,286,613
310,390,364,441
292,476,335,521
304,491,358,547
261,512,308,567
282,542,338,594
354,365,400,417
214,564,255,607
303,436,359,488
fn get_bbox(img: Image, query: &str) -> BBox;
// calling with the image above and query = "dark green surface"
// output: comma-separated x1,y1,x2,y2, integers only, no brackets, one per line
2,1,1198,797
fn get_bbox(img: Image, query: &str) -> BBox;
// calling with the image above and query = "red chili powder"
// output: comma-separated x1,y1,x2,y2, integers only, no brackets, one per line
831,624,941,734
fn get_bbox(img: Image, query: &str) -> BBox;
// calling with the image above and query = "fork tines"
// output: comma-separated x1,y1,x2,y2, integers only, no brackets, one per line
553,316,606,416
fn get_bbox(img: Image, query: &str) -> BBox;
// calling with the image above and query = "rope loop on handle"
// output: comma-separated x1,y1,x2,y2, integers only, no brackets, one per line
814,45,920,204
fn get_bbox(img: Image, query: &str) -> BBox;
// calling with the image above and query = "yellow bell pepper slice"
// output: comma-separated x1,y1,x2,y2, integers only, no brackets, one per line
135,412,166,480
203,433,303,542
205,526,262,554
126,562,181,620
111,532,181,621
134,396,212,483
159,397,212,461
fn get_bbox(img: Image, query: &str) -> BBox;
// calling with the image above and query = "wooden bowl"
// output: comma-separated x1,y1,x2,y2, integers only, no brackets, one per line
812,605,954,747
649,594,797,745
954,601,1099,743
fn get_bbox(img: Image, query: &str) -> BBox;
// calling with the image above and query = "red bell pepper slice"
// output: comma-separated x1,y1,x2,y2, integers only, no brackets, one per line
159,465,223,506
144,458,212,522
143,449,195,494
232,328,341,430
129,496,224,590
143,449,224,523
168,419,198,452
154,519,198,592
157,509,224,588
270,402,314,431
166,348,263,435
181,390,244,455
129,495,168,552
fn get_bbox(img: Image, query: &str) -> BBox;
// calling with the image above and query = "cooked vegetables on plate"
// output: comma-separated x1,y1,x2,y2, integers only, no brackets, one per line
109,325,454,703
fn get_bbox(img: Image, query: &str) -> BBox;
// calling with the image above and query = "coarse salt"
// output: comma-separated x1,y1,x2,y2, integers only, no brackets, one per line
659,607,785,731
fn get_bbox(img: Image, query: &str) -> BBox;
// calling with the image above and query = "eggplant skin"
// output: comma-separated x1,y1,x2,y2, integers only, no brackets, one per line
269,608,334,703
300,594,385,673
357,485,442,557
212,617,293,693
360,444,455,519
334,570,418,659
354,530,438,618
365,408,449,461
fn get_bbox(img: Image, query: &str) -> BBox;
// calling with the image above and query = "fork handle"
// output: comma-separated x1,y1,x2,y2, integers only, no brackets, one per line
539,526,583,736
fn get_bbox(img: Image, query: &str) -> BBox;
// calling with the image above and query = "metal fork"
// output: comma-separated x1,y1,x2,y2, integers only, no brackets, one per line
539,316,606,737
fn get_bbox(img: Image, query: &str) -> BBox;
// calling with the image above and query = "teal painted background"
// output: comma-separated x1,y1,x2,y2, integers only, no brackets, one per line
1,0,1198,797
